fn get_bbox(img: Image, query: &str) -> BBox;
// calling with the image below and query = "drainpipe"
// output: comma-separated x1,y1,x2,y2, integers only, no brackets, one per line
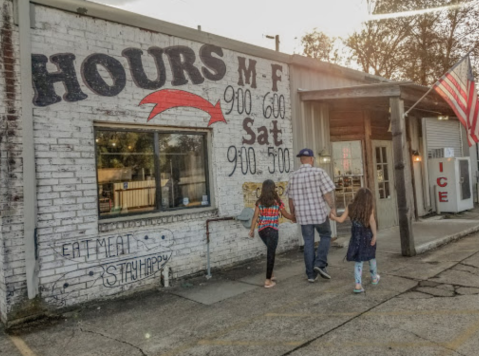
205,217,235,279
18,0,39,299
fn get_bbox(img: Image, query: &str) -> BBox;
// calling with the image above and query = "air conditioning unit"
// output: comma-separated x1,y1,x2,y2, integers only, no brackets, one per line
429,147,455,159
428,157,473,213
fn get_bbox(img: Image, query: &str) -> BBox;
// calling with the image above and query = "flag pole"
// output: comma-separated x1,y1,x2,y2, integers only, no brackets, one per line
403,49,474,118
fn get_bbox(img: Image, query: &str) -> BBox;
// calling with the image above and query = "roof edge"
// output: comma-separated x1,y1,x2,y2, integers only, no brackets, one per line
32,0,292,63
290,55,391,84
32,0,390,84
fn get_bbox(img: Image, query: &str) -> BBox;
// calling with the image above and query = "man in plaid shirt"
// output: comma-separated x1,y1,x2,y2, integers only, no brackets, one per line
286,148,336,282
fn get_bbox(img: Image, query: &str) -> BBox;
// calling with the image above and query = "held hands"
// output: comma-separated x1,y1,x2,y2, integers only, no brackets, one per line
329,209,337,221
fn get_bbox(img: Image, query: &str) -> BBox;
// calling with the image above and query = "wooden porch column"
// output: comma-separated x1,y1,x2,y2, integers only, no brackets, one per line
390,97,416,257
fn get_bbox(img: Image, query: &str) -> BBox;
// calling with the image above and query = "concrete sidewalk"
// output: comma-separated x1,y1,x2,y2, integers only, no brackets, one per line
1,225,479,355
334,208,479,255
380,218,479,254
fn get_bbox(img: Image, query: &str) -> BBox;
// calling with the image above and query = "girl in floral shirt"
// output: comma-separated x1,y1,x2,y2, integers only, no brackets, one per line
249,179,295,288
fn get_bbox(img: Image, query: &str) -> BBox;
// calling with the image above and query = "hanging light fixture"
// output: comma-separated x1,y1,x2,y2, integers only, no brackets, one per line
110,132,119,147
318,149,332,164
412,150,422,162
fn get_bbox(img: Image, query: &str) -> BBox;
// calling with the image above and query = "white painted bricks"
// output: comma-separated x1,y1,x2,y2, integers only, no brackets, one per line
0,1,301,320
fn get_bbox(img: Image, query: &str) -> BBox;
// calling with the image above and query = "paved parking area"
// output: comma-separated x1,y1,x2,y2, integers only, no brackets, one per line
1,233,479,356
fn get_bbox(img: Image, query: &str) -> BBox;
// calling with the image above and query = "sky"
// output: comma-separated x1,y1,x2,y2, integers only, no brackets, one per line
89,0,371,54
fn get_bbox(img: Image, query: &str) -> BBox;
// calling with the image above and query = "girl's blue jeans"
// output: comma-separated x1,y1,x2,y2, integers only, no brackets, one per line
354,259,377,285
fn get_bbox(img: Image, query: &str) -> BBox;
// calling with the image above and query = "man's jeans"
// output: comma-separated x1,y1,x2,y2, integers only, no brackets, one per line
301,219,332,279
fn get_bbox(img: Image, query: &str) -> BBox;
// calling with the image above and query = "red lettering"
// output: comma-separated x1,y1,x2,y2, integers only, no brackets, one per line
439,192,448,202
439,162,443,172
437,177,447,187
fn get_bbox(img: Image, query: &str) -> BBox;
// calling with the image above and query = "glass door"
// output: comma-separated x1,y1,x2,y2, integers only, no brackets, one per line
332,141,364,236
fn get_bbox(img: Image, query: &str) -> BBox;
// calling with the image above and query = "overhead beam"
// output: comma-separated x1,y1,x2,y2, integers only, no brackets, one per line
300,84,402,101
400,88,455,115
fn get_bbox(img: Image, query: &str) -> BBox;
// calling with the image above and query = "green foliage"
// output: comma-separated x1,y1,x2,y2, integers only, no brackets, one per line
301,29,341,63
96,131,155,174
301,0,479,85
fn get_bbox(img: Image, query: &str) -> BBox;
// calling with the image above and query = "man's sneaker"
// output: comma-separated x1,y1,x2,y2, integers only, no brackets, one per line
314,267,331,279
307,274,319,283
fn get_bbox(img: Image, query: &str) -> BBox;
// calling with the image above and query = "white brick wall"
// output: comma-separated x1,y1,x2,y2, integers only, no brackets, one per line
1,2,301,318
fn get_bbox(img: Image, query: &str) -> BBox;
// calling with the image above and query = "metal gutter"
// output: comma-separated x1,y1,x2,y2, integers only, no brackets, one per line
18,0,39,299
298,81,414,94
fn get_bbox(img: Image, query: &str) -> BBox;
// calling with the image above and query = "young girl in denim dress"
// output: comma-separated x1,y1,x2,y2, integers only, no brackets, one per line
330,187,380,293
249,180,295,289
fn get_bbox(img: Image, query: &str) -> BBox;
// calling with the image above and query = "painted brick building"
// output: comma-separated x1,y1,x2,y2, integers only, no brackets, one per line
3,0,464,324
0,0,306,323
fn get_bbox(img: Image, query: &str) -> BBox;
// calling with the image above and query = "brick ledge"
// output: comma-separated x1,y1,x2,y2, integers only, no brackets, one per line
98,209,219,233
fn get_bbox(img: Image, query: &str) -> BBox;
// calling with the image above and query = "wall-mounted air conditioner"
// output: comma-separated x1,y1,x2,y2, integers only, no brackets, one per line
429,147,455,159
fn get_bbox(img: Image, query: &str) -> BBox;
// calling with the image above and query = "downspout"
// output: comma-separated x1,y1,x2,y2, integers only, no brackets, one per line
205,217,235,279
18,0,38,299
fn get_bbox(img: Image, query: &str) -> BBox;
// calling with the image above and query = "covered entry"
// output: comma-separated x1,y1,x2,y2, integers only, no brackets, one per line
299,82,456,256
328,107,398,231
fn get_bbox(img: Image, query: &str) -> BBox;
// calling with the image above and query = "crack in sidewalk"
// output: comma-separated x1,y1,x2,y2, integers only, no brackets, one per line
279,284,419,356
452,267,479,278
459,262,479,271
280,244,479,355
412,288,455,298
79,327,148,356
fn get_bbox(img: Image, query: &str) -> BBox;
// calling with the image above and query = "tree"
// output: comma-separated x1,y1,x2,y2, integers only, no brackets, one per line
345,0,415,79
96,131,155,176
301,0,479,85
301,29,341,63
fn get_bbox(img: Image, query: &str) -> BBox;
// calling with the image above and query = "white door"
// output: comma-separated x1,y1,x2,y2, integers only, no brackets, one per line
372,140,398,229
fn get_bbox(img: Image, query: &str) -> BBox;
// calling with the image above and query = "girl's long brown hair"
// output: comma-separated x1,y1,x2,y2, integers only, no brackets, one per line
348,188,374,227
257,179,281,207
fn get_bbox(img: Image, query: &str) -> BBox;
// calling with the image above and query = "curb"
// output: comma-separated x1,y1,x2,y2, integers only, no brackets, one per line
415,224,479,255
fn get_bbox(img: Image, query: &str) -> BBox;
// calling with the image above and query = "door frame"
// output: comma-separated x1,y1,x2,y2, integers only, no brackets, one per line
372,140,398,229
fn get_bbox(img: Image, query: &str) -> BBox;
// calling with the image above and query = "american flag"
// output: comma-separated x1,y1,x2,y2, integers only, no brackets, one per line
434,55,479,146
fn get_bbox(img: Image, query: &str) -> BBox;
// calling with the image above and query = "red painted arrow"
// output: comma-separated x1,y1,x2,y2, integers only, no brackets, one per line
139,89,227,126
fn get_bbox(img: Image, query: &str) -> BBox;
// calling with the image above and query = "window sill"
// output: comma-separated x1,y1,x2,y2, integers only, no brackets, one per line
98,207,218,233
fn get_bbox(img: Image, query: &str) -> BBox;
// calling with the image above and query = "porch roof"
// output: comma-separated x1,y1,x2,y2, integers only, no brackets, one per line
298,81,456,117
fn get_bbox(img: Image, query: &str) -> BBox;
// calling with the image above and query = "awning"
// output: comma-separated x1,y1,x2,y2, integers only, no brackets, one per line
298,82,456,117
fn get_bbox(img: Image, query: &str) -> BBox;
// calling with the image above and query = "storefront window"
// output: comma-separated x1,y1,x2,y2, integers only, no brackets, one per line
95,128,209,218
375,146,391,199
159,133,208,209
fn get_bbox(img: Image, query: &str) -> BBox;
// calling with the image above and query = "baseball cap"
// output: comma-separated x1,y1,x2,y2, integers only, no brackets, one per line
296,148,314,157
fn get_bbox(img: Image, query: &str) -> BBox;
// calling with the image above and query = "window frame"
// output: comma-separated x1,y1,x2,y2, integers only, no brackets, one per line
94,125,212,220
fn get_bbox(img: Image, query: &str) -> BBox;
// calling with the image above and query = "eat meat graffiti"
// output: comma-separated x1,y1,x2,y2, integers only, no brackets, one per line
45,230,174,306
